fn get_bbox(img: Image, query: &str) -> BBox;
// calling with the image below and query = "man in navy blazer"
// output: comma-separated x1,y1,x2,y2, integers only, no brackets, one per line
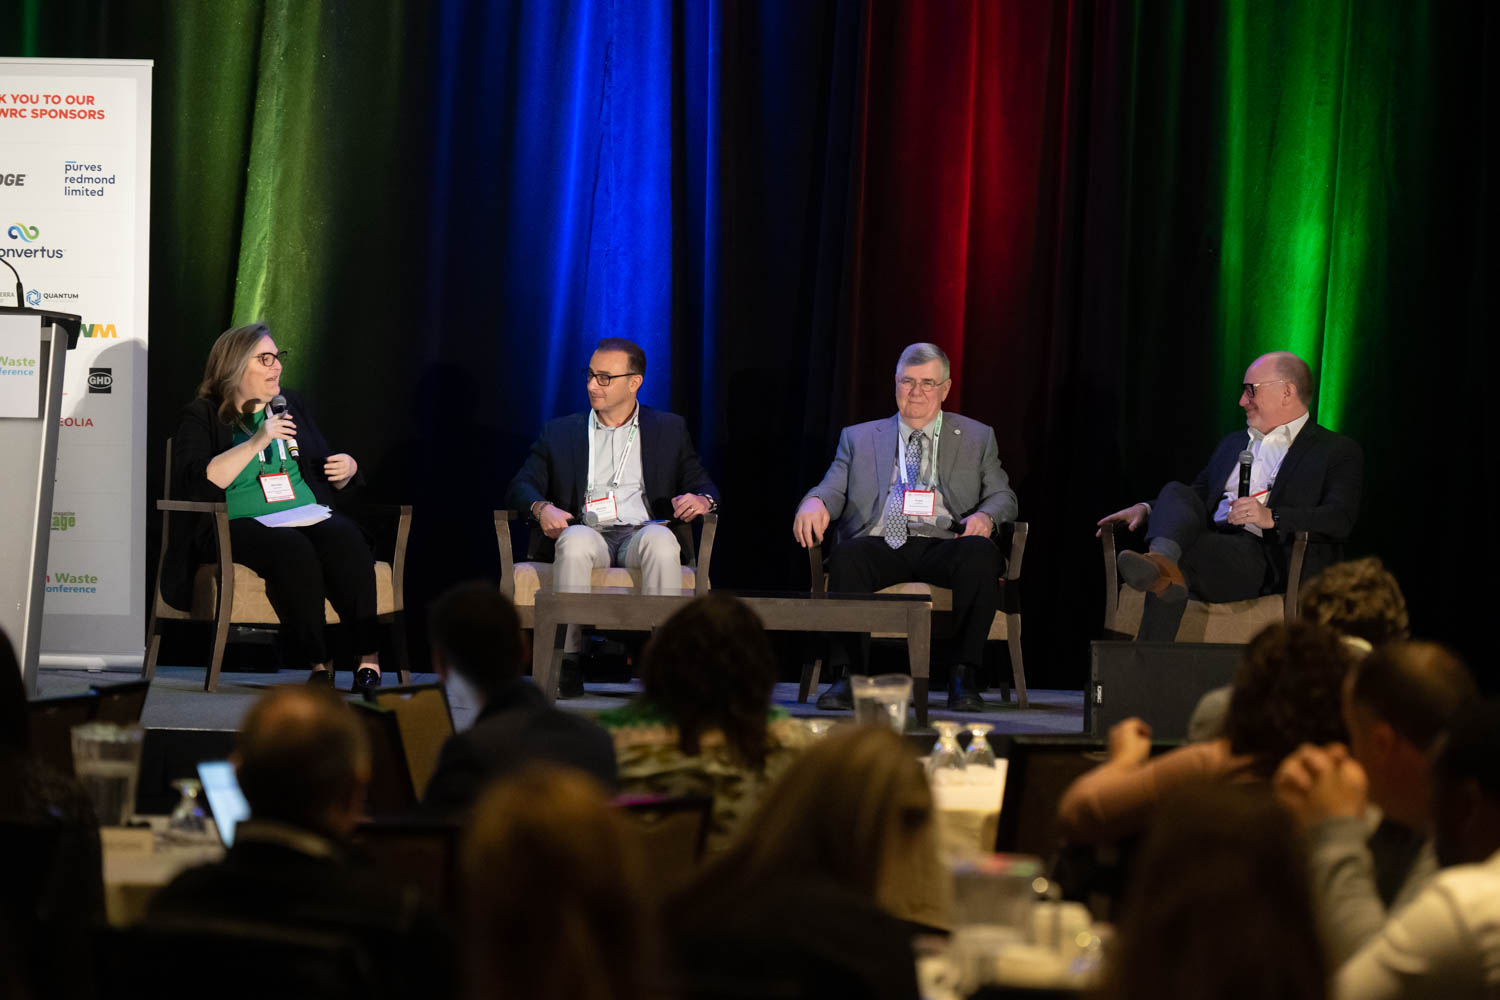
794,343,1019,712
506,338,719,686
1097,351,1363,641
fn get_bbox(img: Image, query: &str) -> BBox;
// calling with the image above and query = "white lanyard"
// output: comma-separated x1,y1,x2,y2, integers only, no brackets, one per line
898,413,941,488
586,405,639,497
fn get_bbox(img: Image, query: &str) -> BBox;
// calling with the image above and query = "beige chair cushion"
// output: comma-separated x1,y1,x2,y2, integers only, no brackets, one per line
190,560,396,623
511,561,698,608
871,582,1007,640
1112,586,1284,643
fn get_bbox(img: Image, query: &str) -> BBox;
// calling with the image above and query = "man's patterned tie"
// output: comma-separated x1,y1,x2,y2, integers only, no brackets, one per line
884,431,925,549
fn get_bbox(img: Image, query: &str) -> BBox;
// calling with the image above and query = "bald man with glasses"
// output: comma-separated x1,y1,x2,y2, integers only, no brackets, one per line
794,342,1018,712
506,337,719,694
1097,351,1363,641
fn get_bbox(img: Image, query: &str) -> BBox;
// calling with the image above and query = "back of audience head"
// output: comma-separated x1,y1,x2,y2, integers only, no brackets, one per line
461,765,651,1000
682,724,931,904
1298,556,1409,647
1430,700,1500,868
638,592,777,768
0,630,27,755
427,581,525,699
1344,642,1475,826
1226,622,1352,776
234,686,370,838
1100,784,1326,1000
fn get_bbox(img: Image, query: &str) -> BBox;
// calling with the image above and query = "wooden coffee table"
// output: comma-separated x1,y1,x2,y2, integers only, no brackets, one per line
531,588,935,727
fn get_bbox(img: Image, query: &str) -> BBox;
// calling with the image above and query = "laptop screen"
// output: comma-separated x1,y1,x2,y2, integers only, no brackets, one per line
197,759,250,848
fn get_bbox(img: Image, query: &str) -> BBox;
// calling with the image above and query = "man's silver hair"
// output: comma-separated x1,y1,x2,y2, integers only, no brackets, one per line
896,342,950,381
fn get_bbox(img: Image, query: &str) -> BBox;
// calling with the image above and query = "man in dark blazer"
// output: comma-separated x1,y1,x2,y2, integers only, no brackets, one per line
148,686,450,997
421,583,616,816
793,343,1020,712
505,337,719,688
1097,351,1363,641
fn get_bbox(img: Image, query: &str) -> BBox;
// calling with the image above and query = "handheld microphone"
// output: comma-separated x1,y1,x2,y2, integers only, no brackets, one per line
1,255,25,308
1237,449,1254,498
268,394,301,458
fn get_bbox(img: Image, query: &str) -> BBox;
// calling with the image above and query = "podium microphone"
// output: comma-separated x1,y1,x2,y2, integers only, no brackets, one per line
268,394,301,458
1,256,24,307
1238,450,1254,498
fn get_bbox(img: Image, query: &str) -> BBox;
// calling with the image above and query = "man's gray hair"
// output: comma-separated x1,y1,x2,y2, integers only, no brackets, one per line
1264,351,1314,405
896,343,950,381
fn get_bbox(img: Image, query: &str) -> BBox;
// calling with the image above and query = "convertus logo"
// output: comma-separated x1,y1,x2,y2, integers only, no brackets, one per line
1,223,62,260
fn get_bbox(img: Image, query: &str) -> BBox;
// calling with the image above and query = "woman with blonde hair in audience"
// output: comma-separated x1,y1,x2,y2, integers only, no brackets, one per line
600,591,811,852
1059,621,1353,845
461,765,655,1000
1095,783,1327,1000
664,724,930,1000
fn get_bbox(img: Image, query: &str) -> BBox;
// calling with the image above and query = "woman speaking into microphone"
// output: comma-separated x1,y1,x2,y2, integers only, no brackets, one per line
165,323,382,692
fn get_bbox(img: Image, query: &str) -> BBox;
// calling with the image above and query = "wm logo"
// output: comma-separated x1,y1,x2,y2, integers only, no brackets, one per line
82,323,117,339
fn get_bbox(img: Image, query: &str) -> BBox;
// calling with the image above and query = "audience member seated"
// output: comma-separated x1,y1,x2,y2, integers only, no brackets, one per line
1276,641,1476,963
1096,784,1328,1000
421,582,616,815
0,630,103,1000
1335,701,1500,999
1188,556,1409,741
461,765,656,1000
148,686,451,998
599,592,812,853
1058,621,1352,845
664,725,928,1000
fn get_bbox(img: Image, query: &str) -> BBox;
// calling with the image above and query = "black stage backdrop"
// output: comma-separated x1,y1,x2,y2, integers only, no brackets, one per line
5,1,1494,689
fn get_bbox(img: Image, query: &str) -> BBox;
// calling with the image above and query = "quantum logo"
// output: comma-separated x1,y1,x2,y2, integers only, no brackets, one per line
25,289,40,307
6,223,38,241
51,512,76,532
88,367,112,393
82,323,117,339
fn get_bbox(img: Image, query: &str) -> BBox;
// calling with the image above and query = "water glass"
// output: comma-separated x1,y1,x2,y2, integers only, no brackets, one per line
851,673,912,733
928,720,968,781
964,723,997,768
71,722,144,826
165,778,212,841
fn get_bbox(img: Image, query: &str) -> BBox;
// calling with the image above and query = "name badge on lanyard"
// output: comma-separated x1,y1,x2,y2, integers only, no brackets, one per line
584,493,618,522
257,438,295,503
902,490,936,517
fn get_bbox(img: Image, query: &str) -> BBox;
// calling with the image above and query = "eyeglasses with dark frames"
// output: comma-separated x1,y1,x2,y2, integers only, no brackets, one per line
897,376,948,394
1241,379,1287,399
253,350,290,368
584,367,641,386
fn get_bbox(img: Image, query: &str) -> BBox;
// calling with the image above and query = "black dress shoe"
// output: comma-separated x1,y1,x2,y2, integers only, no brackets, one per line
946,664,985,713
558,655,585,699
351,666,382,697
816,669,854,711
306,668,334,687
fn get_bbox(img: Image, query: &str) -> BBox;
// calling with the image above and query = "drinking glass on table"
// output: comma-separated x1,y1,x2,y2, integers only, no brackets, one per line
964,723,996,768
71,722,144,826
851,673,911,733
928,721,968,782
165,778,212,842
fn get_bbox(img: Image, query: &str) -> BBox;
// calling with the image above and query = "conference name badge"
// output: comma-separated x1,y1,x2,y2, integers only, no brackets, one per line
585,493,618,522
902,490,936,517
258,473,297,504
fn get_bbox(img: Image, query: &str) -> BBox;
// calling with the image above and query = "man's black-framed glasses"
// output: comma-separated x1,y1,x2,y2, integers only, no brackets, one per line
897,376,948,394
254,350,289,368
584,367,640,386
1241,379,1287,399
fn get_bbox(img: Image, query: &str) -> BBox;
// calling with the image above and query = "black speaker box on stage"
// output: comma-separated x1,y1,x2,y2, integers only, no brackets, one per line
1087,641,1246,742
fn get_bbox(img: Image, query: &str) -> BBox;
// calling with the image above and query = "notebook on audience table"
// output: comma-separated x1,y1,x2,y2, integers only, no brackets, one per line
197,760,250,848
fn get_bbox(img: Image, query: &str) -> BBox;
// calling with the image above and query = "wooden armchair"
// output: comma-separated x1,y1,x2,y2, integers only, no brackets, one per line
797,521,1030,710
493,511,718,630
143,440,413,692
1100,522,1309,640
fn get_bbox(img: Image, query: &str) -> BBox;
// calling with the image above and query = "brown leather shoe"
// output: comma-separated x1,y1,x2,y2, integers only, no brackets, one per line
1118,551,1187,601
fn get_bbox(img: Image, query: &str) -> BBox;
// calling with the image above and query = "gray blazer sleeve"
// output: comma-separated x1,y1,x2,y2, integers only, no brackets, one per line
972,426,1019,526
803,426,853,522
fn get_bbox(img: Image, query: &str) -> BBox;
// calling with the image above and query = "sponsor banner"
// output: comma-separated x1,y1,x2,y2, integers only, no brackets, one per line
1,59,151,662
0,314,41,417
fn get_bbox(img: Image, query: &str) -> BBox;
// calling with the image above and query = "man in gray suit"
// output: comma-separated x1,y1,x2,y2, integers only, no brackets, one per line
793,343,1019,712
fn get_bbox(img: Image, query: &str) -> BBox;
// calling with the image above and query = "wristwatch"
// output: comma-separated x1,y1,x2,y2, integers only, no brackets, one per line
530,500,549,521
